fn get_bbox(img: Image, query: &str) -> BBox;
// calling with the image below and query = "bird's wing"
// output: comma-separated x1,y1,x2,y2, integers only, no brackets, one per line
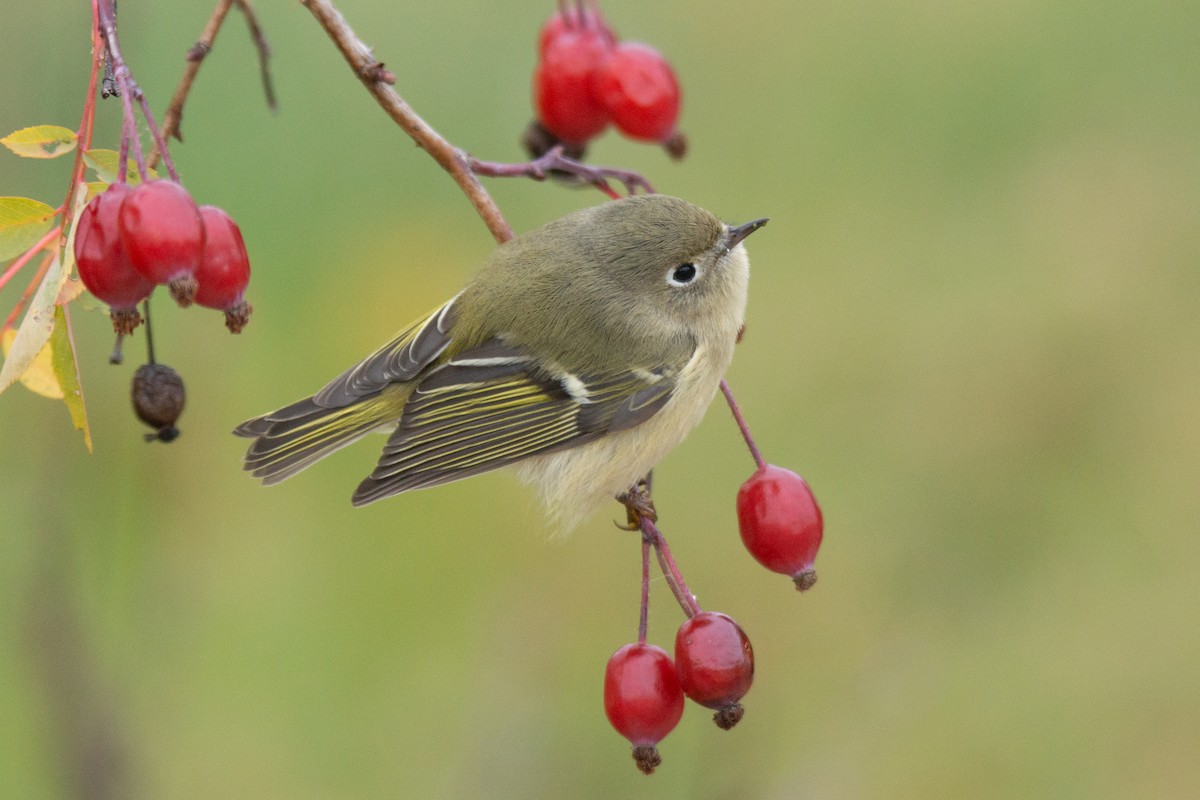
311,293,462,408
350,338,676,505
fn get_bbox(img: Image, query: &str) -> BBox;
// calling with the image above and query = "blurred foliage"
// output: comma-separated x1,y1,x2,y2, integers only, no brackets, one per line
2,0,1198,798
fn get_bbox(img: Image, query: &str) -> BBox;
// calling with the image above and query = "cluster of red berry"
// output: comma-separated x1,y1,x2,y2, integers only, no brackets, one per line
604,464,823,773
531,1,685,159
605,610,755,774
74,179,252,335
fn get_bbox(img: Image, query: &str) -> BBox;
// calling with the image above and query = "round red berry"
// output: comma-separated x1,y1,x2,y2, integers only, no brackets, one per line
118,179,204,307
195,205,253,333
534,22,614,143
737,464,824,591
592,42,681,144
538,6,615,56
603,643,684,774
674,612,754,729
73,183,154,334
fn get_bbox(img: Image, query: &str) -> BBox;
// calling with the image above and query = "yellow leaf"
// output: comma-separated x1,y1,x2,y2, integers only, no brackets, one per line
0,196,57,262
83,149,157,184
57,275,86,305
1,125,78,159
50,305,92,451
1,326,63,399
0,192,84,395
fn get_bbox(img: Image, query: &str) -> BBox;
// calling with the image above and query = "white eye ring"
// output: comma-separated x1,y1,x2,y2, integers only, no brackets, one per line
667,262,699,287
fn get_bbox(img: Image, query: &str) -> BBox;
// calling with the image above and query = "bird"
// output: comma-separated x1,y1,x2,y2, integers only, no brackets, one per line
234,194,766,530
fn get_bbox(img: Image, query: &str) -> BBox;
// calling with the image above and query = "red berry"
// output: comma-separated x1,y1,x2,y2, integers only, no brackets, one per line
737,464,824,591
674,612,754,729
593,42,681,144
73,183,154,334
603,643,684,774
118,179,204,307
195,206,253,333
538,6,615,56
534,22,614,143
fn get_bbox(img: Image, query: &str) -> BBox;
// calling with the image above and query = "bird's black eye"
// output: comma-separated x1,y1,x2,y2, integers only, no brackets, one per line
668,263,697,286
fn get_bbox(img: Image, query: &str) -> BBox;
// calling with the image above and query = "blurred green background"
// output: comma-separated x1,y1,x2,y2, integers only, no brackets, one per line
2,1,1198,798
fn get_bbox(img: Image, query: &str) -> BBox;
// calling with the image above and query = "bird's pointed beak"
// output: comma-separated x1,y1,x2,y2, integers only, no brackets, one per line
726,218,769,250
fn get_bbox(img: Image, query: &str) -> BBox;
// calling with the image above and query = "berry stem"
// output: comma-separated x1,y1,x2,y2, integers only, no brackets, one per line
469,146,655,198
142,298,157,365
96,0,181,182
720,378,765,470
117,113,133,184
638,536,650,645
641,516,701,619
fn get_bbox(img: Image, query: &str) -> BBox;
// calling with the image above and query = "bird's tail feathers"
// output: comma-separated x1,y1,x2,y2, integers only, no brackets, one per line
235,396,396,486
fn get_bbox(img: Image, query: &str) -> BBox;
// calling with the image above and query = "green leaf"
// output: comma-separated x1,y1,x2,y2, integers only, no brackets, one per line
1,125,78,159
83,149,156,184
0,192,82,396
50,305,92,451
0,196,57,262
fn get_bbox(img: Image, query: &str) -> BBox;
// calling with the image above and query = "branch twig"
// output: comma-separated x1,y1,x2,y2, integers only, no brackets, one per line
300,0,515,244
150,0,277,170
470,145,656,198
235,0,277,111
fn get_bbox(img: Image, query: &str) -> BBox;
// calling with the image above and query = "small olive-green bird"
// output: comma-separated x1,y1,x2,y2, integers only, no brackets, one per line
235,194,766,529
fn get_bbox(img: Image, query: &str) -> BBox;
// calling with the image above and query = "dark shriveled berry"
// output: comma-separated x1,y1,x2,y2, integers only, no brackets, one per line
132,363,185,442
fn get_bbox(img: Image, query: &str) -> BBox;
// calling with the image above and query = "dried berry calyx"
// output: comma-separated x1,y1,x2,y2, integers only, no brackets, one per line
132,363,185,442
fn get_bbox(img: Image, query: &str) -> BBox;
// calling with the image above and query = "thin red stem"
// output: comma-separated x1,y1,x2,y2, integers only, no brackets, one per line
97,0,176,182
638,537,650,644
3,253,55,331
641,516,701,618
720,378,765,470
0,226,60,294
55,0,105,249
117,114,133,183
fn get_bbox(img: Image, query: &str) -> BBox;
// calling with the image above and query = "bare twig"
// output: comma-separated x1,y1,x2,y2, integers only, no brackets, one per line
234,0,277,110
301,0,514,243
149,0,276,171
157,0,236,154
